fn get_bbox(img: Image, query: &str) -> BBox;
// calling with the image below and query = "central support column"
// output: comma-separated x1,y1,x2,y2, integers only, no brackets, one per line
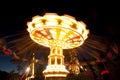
43,46,69,80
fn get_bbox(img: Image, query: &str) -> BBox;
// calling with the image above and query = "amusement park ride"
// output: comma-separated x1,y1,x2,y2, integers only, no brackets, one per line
27,13,89,80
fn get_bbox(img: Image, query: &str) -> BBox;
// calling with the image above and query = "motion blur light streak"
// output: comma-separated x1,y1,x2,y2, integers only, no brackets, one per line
0,28,106,66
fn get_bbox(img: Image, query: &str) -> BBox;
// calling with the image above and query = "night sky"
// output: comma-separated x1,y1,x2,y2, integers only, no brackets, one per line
0,0,120,73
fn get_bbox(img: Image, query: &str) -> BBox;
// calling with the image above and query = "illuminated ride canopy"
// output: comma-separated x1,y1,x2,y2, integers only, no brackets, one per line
27,13,89,78
27,13,89,49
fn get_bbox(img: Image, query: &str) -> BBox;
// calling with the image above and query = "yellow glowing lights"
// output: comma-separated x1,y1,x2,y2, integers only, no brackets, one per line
27,13,89,49
43,65,69,77
27,13,89,78
26,67,30,73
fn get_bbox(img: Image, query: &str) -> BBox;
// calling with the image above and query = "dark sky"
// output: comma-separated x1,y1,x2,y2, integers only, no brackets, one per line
0,0,120,72
0,0,120,37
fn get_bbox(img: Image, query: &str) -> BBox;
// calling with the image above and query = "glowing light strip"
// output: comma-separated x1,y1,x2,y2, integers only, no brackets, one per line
43,65,69,72
45,74,67,77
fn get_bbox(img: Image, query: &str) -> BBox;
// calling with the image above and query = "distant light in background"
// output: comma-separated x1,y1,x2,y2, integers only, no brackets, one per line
25,66,30,73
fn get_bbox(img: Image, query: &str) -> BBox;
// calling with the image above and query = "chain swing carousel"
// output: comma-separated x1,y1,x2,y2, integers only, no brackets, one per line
27,13,89,80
